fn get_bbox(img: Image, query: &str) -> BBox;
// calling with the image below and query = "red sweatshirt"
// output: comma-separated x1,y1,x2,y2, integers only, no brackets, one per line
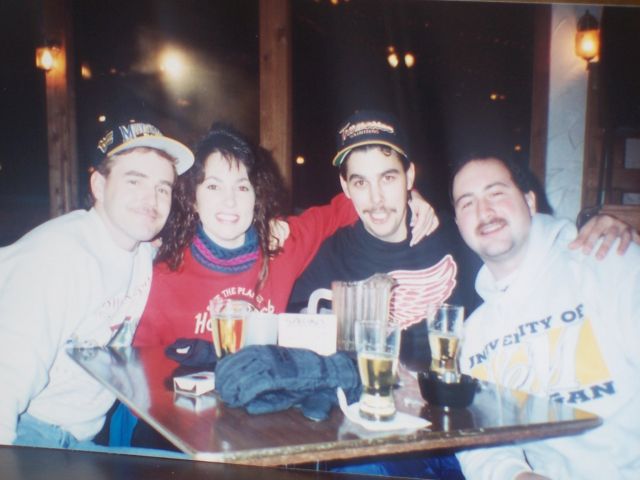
133,194,356,346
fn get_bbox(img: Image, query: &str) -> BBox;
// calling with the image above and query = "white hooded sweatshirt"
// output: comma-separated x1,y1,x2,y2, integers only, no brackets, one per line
456,214,640,480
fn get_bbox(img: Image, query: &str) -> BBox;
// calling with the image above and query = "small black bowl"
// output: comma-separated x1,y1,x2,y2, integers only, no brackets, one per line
417,371,478,409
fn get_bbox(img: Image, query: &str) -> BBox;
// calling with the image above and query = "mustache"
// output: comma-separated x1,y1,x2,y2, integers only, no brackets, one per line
134,206,160,219
476,217,507,234
363,207,397,215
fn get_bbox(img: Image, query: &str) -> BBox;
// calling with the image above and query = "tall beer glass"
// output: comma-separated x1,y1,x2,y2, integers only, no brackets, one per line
355,320,401,421
427,304,464,383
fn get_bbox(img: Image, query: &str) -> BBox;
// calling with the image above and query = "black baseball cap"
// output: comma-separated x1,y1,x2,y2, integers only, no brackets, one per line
95,121,194,175
332,110,408,167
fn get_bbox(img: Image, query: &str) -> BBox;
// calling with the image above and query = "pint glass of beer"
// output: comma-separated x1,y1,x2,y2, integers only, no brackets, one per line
210,299,251,358
427,304,464,383
354,320,401,421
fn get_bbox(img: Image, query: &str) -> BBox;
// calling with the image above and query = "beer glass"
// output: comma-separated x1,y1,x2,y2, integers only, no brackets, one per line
354,320,401,421
210,299,251,358
427,304,464,383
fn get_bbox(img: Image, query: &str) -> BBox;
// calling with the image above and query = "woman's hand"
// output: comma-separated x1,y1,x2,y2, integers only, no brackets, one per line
408,189,439,246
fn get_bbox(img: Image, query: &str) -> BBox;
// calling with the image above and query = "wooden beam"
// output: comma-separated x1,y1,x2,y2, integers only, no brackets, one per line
259,0,292,195
581,63,604,208
43,0,78,217
528,4,550,186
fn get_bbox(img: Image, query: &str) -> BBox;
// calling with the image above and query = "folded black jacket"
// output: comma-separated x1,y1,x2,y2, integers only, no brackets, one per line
215,345,362,421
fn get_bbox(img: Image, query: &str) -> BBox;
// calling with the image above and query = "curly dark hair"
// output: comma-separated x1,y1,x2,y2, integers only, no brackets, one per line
156,123,289,290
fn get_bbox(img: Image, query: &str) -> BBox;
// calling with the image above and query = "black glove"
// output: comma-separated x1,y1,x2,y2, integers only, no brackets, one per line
164,338,218,370
215,345,361,421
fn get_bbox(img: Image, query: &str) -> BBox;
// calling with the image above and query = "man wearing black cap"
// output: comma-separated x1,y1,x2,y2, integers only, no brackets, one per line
0,121,193,448
288,110,478,478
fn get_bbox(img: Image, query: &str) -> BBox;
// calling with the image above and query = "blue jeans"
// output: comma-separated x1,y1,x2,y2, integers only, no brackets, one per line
329,454,465,479
14,413,187,459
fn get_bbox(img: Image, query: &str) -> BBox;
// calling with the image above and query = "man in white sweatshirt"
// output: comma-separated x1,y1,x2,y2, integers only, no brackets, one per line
451,154,640,479
0,121,193,448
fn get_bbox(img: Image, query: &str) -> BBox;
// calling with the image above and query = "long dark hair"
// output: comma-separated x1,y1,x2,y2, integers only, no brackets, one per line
156,123,288,289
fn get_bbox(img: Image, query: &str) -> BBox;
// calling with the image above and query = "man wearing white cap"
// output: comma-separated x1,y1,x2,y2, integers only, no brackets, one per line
0,120,193,448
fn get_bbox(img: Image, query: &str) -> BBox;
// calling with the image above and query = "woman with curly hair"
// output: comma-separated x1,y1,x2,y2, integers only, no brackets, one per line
132,123,435,347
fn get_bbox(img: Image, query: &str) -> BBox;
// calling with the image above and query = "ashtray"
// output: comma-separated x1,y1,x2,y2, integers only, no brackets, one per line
417,371,478,409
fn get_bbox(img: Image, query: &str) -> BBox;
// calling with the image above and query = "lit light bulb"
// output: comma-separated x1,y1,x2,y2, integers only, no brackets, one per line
160,49,186,79
387,52,399,68
577,34,598,61
404,52,415,68
36,46,59,71
40,50,54,70
81,62,92,79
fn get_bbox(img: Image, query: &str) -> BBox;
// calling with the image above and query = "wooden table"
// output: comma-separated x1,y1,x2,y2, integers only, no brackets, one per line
0,445,378,480
69,346,601,466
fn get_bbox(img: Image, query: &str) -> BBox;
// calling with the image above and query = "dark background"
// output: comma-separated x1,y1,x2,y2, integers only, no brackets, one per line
1,1,638,245
291,0,535,209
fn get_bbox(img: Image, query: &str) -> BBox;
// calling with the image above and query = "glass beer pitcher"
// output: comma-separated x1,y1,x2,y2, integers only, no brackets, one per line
307,273,397,352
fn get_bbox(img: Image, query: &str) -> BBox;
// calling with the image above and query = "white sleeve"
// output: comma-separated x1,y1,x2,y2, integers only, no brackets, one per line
617,248,640,358
593,244,640,364
457,444,532,480
0,250,82,444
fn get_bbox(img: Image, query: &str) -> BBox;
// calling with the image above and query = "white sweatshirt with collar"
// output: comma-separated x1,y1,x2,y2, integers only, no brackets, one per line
456,214,640,480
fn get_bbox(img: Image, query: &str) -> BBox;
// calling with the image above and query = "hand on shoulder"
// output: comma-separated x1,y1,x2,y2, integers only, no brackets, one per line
570,213,640,260
408,189,439,246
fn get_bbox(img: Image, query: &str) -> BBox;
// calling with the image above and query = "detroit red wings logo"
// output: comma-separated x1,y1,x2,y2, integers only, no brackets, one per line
389,255,458,329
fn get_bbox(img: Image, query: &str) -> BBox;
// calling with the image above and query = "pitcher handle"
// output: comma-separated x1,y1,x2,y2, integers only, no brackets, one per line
307,288,332,314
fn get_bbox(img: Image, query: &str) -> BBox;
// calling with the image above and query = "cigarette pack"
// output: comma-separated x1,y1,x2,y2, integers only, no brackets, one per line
173,371,215,396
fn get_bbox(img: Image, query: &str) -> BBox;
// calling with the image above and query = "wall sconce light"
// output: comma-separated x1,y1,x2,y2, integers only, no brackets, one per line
575,10,600,64
35,44,61,72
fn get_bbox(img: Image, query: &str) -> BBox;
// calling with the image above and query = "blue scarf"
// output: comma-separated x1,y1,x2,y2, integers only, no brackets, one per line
191,223,259,273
